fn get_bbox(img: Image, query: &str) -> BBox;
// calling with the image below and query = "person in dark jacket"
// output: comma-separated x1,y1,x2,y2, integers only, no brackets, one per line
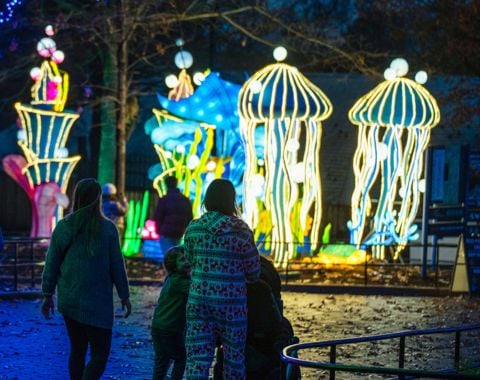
260,254,283,314
153,176,193,255
41,178,131,380
151,246,191,380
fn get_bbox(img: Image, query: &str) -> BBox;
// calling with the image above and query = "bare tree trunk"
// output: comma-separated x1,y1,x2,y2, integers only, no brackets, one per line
116,0,128,196
98,46,118,186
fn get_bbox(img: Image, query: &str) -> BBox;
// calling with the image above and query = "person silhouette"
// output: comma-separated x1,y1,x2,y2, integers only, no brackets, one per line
153,176,193,256
41,178,131,380
183,179,260,380
151,246,191,380
101,182,128,239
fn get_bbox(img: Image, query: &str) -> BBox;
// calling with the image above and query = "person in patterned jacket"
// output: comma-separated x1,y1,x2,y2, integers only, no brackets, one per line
183,179,260,380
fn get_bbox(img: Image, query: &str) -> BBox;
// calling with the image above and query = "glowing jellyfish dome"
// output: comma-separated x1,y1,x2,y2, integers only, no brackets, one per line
347,58,440,259
239,47,332,266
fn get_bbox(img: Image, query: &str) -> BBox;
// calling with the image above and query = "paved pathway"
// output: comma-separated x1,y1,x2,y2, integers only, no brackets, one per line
1,286,479,379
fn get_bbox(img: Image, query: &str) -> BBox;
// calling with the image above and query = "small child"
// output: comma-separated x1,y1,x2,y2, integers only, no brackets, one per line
151,246,191,380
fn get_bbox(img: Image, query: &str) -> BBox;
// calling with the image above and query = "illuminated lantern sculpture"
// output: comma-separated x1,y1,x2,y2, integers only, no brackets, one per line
149,109,215,215
165,38,194,101
347,58,440,259
154,71,244,200
2,29,80,238
146,40,244,213
239,47,333,266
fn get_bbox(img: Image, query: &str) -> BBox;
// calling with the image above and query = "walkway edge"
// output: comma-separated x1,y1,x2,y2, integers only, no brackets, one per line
282,283,451,297
0,283,452,299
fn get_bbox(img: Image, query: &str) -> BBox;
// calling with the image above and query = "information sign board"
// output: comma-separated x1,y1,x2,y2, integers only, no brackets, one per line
429,206,464,221
466,152,480,207
464,236,480,295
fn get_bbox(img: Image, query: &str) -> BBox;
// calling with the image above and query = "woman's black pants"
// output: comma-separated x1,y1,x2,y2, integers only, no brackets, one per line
64,315,112,380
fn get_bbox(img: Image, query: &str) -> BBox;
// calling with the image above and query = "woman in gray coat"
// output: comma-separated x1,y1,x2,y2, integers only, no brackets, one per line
41,178,131,380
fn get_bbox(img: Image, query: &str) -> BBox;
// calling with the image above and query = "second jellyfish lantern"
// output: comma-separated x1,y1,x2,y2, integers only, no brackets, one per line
347,59,440,259
239,48,332,266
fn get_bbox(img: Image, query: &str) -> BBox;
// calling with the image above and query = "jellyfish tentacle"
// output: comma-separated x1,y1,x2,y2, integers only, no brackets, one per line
265,119,291,263
396,127,430,249
301,118,322,251
282,118,300,260
395,127,418,243
371,126,403,258
284,117,300,208
241,119,260,228
349,124,382,246
349,124,370,240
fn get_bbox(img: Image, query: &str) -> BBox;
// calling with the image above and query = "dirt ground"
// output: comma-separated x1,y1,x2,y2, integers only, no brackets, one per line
1,286,479,380
281,292,480,379
1,254,479,379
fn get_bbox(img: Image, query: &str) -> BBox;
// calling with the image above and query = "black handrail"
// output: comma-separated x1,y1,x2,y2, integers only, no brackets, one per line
1,238,49,291
276,240,458,288
282,324,480,379
0,238,461,292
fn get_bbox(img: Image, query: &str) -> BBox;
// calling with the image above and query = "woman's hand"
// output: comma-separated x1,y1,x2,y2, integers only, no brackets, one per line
121,298,132,318
41,296,55,319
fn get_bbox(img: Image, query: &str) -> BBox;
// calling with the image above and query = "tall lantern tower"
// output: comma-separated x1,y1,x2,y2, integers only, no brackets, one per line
2,26,81,238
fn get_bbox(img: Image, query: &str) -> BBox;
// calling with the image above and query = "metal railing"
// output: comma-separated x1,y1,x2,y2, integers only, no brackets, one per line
0,237,49,291
279,260,455,289
282,324,480,379
257,240,458,288
0,237,459,292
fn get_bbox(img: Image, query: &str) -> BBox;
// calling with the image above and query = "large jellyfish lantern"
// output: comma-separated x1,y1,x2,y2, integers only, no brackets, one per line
239,48,332,266
347,59,440,259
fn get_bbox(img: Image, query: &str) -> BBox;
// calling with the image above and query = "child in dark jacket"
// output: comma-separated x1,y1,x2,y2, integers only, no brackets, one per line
151,246,191,380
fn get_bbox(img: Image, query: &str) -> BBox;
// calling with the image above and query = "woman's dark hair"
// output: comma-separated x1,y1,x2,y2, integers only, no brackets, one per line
163,246,185,273
203,179,238,216
72,178,103,216
70,178,104,255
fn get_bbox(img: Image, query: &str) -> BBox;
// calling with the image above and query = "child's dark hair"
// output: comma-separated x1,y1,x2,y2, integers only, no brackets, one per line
163,246,185,273
202,179,239,216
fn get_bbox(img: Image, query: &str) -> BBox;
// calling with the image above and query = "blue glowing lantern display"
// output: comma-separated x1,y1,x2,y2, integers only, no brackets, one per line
157,71,242,158
149,71,245,208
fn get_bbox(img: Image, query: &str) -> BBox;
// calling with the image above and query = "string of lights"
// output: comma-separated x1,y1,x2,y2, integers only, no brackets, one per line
0,0,22,24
